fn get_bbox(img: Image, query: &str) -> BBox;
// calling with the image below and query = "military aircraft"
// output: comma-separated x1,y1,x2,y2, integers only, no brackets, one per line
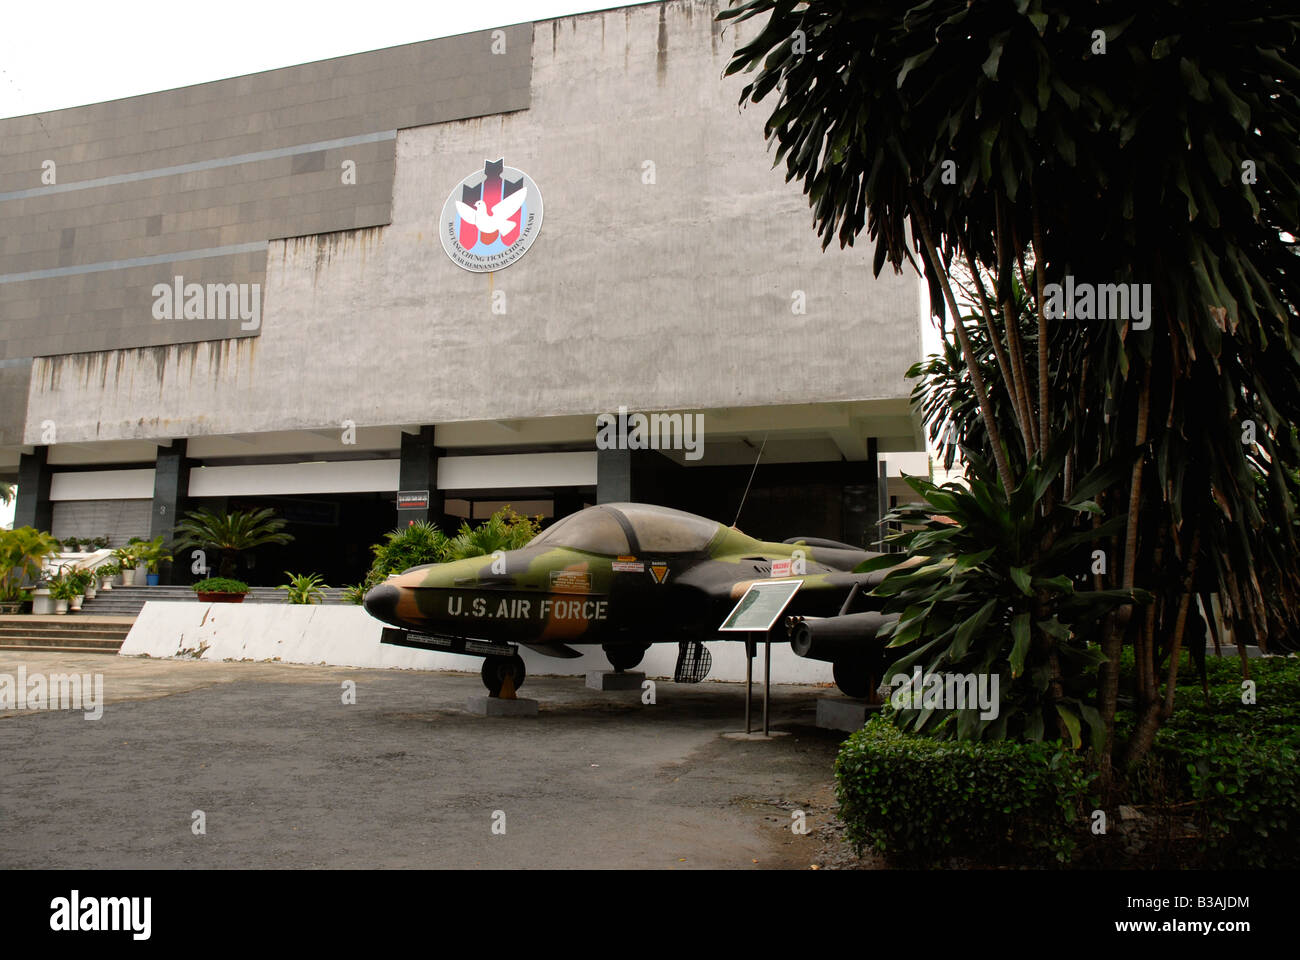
363,502,901,698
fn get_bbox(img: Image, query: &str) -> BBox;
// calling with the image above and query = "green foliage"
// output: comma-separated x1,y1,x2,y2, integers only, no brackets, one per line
131,534,172,573
0,527,62,603
173,508,293,578
359,508,541,592
1126,654,1300,868
866,450,1145,745
342,583,367,605
278,571,328,604
0,481,13,506
192,577,250,594
835,714,1096,867
445,508,542,560
111,541,143,568
67,568,94,594
722,0,1300,770
362,520,449,592
837,657,1300,867
46,567,81,601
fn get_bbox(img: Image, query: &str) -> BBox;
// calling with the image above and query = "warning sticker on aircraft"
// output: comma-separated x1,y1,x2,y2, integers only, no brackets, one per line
612,560,645,572
649,562,670,584
550,570,592,592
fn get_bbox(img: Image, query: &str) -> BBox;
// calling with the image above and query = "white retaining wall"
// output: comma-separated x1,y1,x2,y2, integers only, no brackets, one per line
119,601,835,684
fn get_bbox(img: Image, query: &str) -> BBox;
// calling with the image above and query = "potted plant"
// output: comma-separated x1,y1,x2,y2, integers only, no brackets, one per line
278,571,328,604
82,568,97,601
192,577,251,603
97,561,119,591
47,570,75,614
112,545,140,586
93,536,110,550
135,535,173,586
68,568,91,611
0,527,62,614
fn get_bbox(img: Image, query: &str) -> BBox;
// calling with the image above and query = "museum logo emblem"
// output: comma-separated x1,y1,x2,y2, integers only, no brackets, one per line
440,157,543,272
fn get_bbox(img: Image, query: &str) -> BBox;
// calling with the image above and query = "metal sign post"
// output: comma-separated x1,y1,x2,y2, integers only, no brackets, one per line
744,636,755,734
763,633,771,737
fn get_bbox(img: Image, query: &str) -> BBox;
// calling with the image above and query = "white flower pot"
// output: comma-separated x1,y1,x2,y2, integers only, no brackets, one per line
32,589,54,615
121,568,137,586
70,594,84,611
100,578,114,592
54,599,69,614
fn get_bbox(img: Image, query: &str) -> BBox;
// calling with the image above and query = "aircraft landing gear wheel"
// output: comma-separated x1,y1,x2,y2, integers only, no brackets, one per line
833,659,876,701
481,654,527,697
603,643,648,673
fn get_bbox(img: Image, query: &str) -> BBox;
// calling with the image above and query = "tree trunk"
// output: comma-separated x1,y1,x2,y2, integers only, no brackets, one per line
911,200,1017,495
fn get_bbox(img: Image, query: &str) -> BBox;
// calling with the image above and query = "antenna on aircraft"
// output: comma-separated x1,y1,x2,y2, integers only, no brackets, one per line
732,433,769,529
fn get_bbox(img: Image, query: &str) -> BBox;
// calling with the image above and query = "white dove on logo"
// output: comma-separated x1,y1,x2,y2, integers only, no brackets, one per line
455,187,528,237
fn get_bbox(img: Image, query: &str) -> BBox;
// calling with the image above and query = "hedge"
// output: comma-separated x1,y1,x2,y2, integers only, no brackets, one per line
834,714,1096,867
836,656,1300,868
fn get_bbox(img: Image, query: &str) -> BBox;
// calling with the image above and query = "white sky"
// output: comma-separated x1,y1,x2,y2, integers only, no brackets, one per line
0,0,648,119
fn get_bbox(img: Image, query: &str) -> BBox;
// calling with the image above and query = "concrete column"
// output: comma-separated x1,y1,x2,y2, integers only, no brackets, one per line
841,439,880,549
595,447,632,504
398,426,442,525
14,446,52,532
596,421,679,506
151,439,191,583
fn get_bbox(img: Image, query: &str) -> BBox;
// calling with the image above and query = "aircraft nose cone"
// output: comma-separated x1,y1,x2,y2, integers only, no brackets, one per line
362,583,401,624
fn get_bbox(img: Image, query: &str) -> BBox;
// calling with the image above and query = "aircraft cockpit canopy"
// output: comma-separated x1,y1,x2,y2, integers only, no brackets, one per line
528,503,722,554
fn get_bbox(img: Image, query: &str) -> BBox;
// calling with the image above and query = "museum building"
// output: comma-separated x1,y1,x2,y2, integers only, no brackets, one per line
0,0,927,584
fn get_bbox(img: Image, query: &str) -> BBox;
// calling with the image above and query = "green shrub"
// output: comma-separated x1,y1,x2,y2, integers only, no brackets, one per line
358,507,542,592
278,571,327,604
361,521,449,592
1134,654,1300,868
192,577,250,594
835,714,1096,867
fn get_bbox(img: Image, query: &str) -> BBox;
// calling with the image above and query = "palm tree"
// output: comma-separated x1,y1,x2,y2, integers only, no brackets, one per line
0,482,14,506
172,507,294,578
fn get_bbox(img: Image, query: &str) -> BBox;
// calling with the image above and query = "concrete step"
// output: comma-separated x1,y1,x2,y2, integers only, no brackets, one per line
0,615,135,654
0,635,123,651
0,642,120,650
0,625,131,640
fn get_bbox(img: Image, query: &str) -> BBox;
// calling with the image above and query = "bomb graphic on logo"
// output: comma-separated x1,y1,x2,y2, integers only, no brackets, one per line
440,158,544,272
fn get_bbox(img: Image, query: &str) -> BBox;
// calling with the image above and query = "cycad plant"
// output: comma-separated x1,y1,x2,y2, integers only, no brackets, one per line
172,508,294,578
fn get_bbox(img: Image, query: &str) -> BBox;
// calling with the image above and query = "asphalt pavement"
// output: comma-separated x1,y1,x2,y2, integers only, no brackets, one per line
0,653,859,869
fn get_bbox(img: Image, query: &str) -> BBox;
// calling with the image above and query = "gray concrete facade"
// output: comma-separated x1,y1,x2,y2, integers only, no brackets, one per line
0,22,533,382
9,3,919,451
2,2,926,552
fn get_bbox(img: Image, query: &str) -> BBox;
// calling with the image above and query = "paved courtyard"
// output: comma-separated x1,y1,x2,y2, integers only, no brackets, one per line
0,652,861,869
